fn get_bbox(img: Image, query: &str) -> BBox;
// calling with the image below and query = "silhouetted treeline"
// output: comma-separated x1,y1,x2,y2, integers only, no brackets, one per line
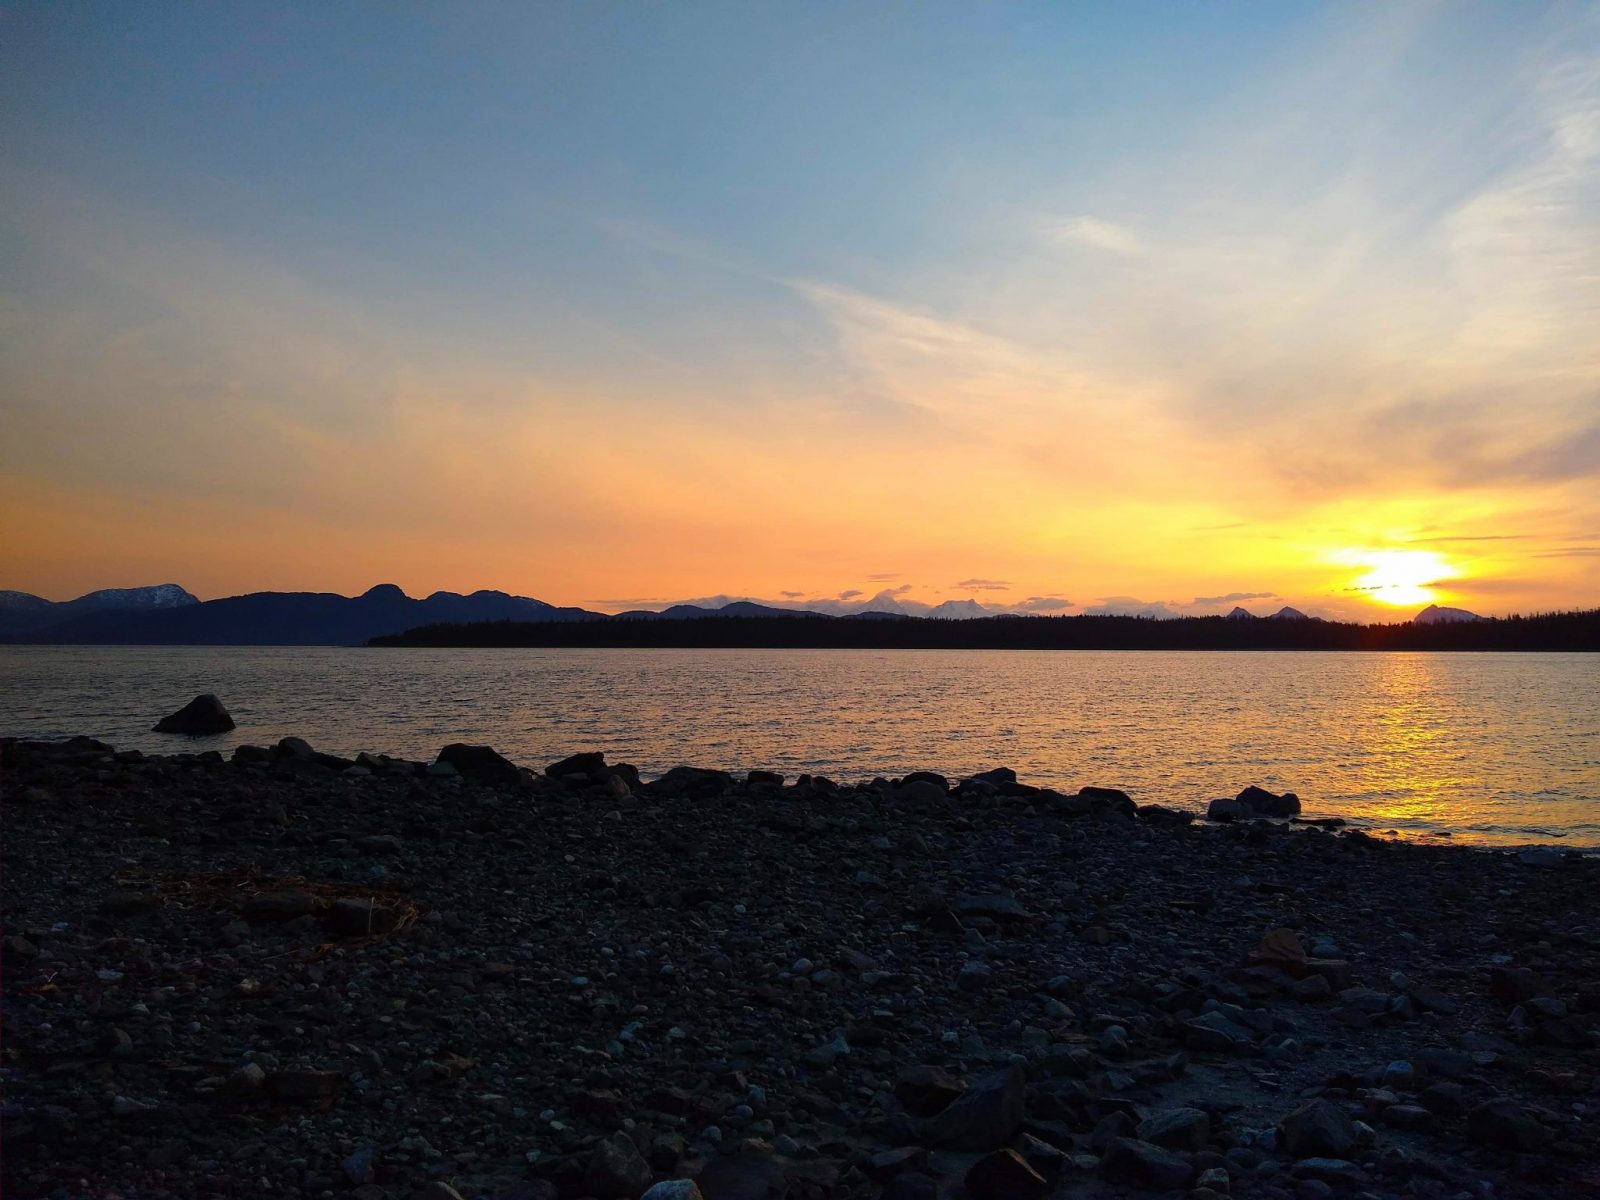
371,609,1600,651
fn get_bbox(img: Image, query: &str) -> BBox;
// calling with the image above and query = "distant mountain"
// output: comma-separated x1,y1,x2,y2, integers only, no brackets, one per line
924,599,994,620
12,584,604,645
0,583,199,636
1413,604,1483,624
1224,606,1256,620
1267,606,1313,620
616,600,830,620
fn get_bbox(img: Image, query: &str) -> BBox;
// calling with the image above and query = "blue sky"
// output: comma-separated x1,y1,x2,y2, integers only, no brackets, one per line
2,2,1597,614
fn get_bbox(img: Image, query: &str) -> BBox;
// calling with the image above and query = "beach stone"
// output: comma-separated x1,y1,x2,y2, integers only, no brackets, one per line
1466,1099,1550,1150
877,1176,937,1200
152,694,234,735
586,1130,653,1199
965,1148,1047,1200
1279,1099,1357,1158
950,892,1030,923
1099,1137,1194,1189
436,743,521,784
325,897,404,936
921,1064,1024,1150
1137,1107,1211,1151
265,1068,345,1104
865,1147,927,1179
894,1064,964,1117
639,1183,702,1200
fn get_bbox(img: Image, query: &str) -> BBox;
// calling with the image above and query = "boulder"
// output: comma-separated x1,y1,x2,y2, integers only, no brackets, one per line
970,767,1017,786
1278,1098,1358,1159
1466,1099,1550,1150
546,751,606,780
640,1184,702,1200
965,1149,1046,1200
1206,797,1250,821
1137,1107,1211,1151
585,1131,653,1199
435,743,521,784
921,1064,1024,1150
1099,1137,1193,1189
1235,785,1301,817
152,694,235,735
894,1064,964,1117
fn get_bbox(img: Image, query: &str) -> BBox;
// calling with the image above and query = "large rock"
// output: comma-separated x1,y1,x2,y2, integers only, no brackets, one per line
435,743,521,784
1234,785,1301,817
1279,1098,1358,1158
152,694,234,734
585,1131,653,1199
894,1064,965,1117
640,1184,702,1200
964,1149,1046,1200
1137,1107,1211,1151
1467,1099,1551,1150
921,1064,1024,1150
1099,1137,1194,1189
546,751,607,780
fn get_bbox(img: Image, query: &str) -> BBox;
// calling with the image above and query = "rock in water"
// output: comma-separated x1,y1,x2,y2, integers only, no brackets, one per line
1235,785,1301,817
152,694,235,734
921,1064,1024,1150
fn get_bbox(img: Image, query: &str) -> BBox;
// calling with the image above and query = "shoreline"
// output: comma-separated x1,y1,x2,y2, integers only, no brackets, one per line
4,735,1597,1200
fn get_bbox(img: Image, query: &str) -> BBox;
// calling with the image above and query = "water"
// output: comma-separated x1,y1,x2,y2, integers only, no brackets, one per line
2,646,1596,847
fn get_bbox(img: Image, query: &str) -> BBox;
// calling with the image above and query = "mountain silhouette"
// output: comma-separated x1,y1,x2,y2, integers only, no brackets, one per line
0,584,198,636
1413,604,1484,624
13,584,604,645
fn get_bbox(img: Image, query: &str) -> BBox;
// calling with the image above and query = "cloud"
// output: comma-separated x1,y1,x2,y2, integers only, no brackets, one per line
954,577,1012,590
1191,590,1278,605
1043,215,1145,256
779,589,805,598
865,572,901,581
836,588,864,600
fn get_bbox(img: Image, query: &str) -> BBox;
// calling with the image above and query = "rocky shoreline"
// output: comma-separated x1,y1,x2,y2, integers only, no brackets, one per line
3,735,1597,1200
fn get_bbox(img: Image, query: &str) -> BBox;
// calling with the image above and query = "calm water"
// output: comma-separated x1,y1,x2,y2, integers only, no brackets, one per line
2,646,1596,847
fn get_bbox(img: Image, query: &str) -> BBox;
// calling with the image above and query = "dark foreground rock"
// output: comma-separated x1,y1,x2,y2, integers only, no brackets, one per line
2,736,1597,1200
151,692,235,734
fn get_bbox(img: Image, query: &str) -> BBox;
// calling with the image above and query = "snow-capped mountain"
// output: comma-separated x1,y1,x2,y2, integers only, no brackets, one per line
0,584,201,635
1413,604,1483,624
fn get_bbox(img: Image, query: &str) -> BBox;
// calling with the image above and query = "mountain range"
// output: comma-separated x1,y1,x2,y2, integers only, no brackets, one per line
0,583,1487,645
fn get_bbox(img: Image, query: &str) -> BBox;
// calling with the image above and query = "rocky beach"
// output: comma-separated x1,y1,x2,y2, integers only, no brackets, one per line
3,733,1597,1200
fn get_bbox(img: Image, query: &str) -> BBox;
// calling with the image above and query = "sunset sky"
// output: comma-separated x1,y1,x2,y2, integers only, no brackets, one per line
2,2,1597,619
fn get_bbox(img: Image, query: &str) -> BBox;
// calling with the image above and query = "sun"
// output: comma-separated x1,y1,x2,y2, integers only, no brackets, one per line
1348,549,1452,608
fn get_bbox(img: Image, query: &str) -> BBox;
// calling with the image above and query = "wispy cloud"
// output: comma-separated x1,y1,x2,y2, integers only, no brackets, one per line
1042,215,1144,256
954,577,1012,591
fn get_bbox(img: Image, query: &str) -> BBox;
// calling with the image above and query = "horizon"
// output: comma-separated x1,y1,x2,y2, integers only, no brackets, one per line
3,4,1599,619
6,576,1581,624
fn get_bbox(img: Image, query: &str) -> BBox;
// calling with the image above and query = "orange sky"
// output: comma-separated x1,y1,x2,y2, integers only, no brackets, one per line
2,5,1597,620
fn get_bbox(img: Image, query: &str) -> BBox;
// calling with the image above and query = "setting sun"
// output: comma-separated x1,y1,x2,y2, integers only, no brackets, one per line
1347,549,1453,609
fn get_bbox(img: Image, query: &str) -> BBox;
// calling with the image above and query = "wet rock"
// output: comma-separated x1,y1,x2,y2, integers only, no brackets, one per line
922,1064,1024,1150
586,1130,653,1199
965,1149,1046,1200
865,1147,927,1180
153,694,234,735
325,897,406,937
1235,785,1301,816
1278,1099,1358,1159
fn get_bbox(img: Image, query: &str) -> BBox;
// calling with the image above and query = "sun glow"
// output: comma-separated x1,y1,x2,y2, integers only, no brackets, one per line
1347,549,1453,609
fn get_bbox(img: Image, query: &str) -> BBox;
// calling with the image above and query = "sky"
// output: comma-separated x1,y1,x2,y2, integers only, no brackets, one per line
2,1,1597,619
